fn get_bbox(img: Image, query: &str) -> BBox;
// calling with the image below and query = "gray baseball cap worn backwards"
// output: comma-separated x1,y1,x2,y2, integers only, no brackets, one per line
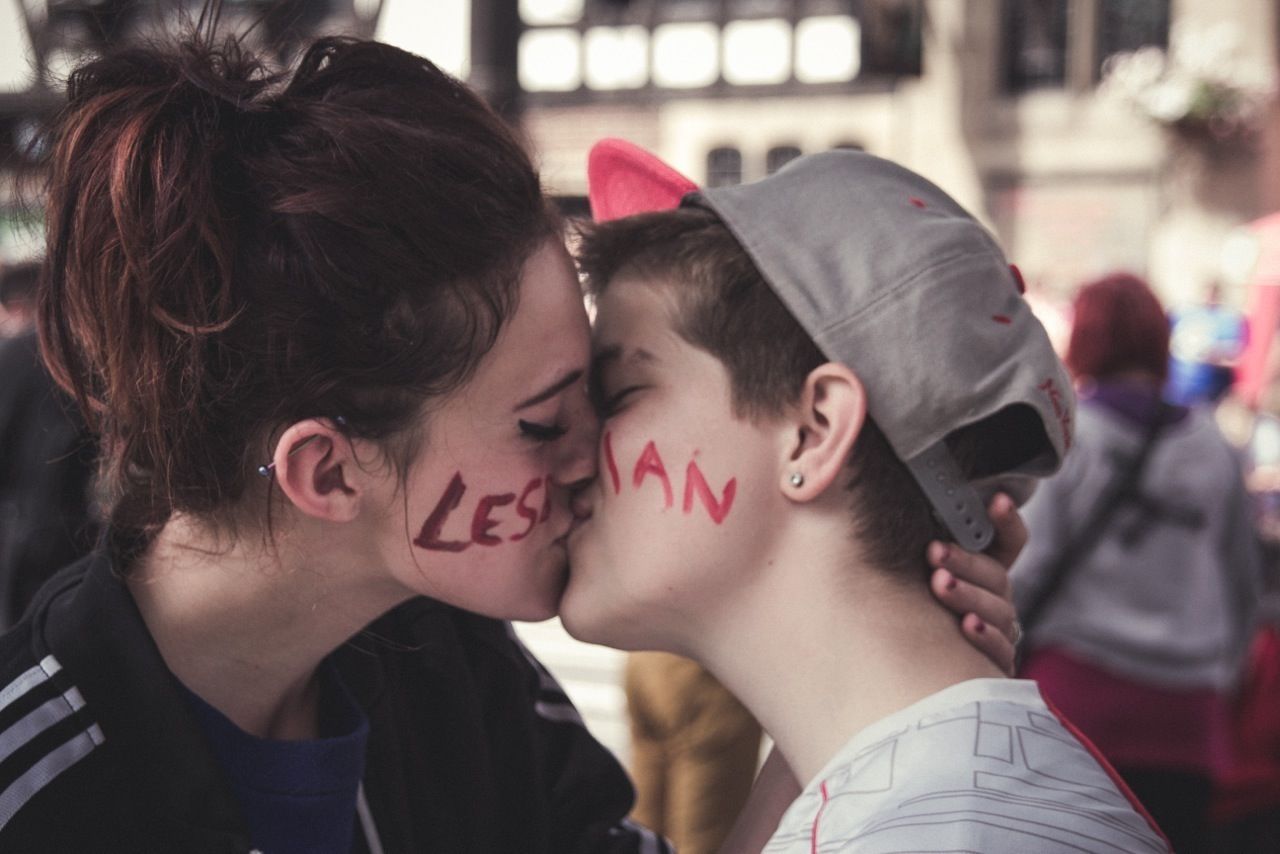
685,150,1074,551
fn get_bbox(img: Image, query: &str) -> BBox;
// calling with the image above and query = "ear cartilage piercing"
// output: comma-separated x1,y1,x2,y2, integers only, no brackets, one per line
789,472,805,487
257,416,348,479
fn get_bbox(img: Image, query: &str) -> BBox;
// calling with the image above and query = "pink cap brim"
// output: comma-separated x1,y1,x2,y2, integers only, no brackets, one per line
587,138,699,222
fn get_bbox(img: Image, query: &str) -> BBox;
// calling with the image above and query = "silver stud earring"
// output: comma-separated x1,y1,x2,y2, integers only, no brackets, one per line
789,472,805,487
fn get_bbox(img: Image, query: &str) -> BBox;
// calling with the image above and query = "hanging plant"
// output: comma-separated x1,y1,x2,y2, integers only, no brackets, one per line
1101,22,1274,145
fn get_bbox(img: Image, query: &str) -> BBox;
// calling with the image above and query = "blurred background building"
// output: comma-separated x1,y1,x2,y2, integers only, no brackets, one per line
3,0,1280,764
515,0,1280,312
3,1,1278,306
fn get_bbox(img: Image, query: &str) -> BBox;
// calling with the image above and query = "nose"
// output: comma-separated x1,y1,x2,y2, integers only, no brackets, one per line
549,381,600,489
569,478,595,520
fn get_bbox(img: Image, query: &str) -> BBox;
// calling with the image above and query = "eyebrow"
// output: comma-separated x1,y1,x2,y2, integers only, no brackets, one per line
515,369,584,411
592,345,657,372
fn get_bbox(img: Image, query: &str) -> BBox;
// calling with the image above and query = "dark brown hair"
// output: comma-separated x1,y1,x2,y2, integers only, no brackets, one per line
577,208,954,579
1066,272,1171,383
38,35,556,554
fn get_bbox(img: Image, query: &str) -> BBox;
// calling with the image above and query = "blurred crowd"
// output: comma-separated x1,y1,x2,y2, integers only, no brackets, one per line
0,259,97,630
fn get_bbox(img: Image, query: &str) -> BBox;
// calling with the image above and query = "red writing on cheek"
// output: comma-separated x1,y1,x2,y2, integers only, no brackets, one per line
603,431,621,495
632,440,673,509
416,472,553,552
471,492,515,546
612,437,739,524
683,461,737,525
509,477,544,542
414,472,471,552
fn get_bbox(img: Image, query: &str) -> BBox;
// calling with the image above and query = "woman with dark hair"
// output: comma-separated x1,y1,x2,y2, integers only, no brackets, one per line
0,32,1023,853
1013,272,1265,854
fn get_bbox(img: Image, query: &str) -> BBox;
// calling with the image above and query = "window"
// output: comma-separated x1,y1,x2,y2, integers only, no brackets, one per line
652,22,719,88
859,0,924,77
1004,0,1068,92
1095,0,1169,77
766,145,802,174
722,18,791,86
706,147,743,187
518,28,582,92
583,26,648,89
520,0,585,26
795,15,861,84
1003,0,1169,93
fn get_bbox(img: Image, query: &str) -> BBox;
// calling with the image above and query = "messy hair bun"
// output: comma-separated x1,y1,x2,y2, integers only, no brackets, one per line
39,34,555,555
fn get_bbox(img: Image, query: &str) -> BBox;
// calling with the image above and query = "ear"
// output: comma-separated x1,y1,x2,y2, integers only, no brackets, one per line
270,419,363,523
779,363,866,502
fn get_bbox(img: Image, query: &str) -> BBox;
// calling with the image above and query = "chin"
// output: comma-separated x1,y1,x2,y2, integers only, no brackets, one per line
557,586,610,646
559,589,650,651
521,556,570,622
485,551,568,624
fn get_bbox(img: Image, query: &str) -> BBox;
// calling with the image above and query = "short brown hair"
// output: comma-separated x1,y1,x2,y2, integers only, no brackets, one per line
577,208,953,579
39,35,556,556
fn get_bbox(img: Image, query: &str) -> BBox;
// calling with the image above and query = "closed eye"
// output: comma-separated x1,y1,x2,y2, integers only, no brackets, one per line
518,419,568,442
599,386,642,419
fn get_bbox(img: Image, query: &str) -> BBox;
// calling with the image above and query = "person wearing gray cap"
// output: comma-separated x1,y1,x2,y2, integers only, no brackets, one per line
561,146,1171,853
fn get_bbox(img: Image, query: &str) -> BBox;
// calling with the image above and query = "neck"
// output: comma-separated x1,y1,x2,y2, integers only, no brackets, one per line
692,552,1003,785
128,514,409,739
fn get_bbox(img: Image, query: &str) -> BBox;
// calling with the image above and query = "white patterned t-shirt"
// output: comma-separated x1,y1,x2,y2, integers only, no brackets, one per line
764,678,1169,854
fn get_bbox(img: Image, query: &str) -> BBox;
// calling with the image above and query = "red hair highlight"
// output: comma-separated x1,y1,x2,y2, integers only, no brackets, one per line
1066,273,1170,383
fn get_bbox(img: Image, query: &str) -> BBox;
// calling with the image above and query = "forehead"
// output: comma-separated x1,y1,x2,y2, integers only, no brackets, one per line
591,273,683,358
467,239,590,396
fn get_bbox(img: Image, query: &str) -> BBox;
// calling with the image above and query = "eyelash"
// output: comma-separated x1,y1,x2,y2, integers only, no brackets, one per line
518,419,569,442
598,386,641,419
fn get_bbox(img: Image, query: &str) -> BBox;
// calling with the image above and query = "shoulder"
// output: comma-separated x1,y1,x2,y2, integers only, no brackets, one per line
0,577,113,843
781,683,1169,853
1072,401,1130,443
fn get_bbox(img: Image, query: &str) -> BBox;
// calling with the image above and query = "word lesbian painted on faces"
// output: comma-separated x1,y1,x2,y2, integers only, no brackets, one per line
415,473,551,552
603,432,737,524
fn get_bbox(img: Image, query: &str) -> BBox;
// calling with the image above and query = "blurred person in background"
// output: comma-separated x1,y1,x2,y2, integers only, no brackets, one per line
0,259,98,630
1212,312,1280,854
0,260,38,338
624,650,761,854
1013,272,1265,854
1166,280,1249,408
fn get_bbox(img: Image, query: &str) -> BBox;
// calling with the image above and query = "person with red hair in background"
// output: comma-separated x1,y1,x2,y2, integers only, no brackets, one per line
1012,272,1265,854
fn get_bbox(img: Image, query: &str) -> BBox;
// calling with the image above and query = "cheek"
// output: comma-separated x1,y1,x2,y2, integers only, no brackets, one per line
597,429,742,537
405,466,560,560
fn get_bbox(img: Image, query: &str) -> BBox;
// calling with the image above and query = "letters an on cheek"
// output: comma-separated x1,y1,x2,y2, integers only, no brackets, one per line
606,432,736,524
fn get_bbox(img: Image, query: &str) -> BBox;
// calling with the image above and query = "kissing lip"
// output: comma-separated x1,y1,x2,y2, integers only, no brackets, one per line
555,511,592,545
561,508,594,544
569,487,595,522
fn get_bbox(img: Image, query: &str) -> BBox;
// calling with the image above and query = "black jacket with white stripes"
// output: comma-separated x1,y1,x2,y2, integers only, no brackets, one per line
0,551,671,853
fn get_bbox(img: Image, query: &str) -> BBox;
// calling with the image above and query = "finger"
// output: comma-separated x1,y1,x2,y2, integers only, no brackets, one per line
987,493,1028,569
928,541,1009,600
961,611,1016,676
930,567,1017,639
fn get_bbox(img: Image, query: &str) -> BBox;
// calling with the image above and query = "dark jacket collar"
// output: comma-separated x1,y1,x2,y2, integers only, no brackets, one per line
32,551,251,849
